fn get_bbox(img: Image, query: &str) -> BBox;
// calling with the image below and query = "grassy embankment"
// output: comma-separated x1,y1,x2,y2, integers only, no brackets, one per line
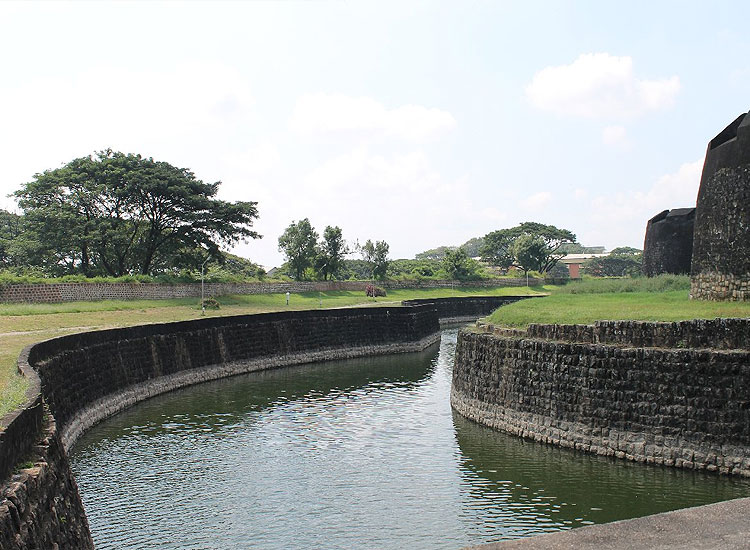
0,285,549,422
485,275,750,327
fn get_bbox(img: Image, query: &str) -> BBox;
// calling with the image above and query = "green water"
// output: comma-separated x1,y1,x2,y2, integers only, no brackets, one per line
70,328,750,549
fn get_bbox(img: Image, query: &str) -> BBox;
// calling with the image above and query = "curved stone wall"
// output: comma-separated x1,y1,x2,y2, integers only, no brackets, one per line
1,304,441,549
691,111,750,300
452,320,750,477
642,208,695,277
402,295,540,324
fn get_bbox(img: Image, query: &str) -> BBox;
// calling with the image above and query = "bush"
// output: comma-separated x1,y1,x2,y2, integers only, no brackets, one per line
365,284,387,297
200,298,221,310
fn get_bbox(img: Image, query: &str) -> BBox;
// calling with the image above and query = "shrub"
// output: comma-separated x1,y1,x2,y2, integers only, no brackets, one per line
200,298,221,310
365,284,387,297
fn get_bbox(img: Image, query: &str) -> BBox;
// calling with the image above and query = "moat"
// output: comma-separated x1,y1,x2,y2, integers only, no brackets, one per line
70,327,750,550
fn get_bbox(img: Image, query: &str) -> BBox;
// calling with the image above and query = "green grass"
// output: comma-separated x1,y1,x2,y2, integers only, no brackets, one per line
485,290,750,328
0,285,549,421
556,274,690,294
0,298,201,316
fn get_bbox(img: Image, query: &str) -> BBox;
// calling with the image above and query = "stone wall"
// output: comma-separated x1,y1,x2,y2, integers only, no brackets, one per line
403,295,541,324
0,415,92,550
691,111,750,300
0,304,443,548
452,319,750,477
0,278,543,304
642,208,695,277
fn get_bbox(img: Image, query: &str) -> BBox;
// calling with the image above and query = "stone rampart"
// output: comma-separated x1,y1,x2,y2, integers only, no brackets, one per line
0,278,542,304
452,319,750,477
403,295,541,324
642,208,695,277
0,304,443,548
691,111,750,300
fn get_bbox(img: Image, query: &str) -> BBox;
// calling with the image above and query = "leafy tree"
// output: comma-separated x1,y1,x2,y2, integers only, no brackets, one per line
360,239,390,280
415,245,454,260
340,259,372,280
0,210,23,267
459,237,484,258
278,218,318,280
609,246,642,256
482,222,575,274
546,261,571,279
510,234,548,274
209,253,266,280
480,228,520,270
513,222,576,272
14,150,260,276
315,225,349,280
416,237,484,261
441,247,481,280
583,253,643,277
558,243,606,254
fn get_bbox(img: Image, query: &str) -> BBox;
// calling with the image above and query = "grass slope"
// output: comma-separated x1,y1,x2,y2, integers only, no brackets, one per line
485,290,750,328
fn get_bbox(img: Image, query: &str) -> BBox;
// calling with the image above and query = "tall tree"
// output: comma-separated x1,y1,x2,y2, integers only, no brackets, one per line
360,239,390,280
480,228,521,270
442,247,477,280
14,150,260,275
510,234,548,274
315,225,348,280
278,218,318,280
514,222,576,273
0,210,23,267
482,222,575,274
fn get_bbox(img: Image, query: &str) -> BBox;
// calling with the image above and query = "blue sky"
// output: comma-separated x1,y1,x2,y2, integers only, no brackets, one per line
2,1,749,267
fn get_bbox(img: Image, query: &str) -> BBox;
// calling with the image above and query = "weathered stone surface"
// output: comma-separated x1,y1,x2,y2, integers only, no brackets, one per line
403,296,541,324
452,320,750,477
643,208,695,277
0,414,93,550
691,111,750,300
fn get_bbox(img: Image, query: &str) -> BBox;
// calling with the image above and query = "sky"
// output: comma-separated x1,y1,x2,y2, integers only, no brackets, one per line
2,0,750,268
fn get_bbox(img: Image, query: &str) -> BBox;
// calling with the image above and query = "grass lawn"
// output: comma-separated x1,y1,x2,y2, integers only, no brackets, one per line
0,285,549,421
485,290,750,328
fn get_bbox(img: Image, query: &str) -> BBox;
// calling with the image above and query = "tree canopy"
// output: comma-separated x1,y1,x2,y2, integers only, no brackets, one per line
441,247,482,280
0,210,23,267
13,150,260,276
481,222,576,274
278,218,319,280
480,228,520,270
415,236,484,260
584,250,643,277
315,225,349,281
360,239,390,280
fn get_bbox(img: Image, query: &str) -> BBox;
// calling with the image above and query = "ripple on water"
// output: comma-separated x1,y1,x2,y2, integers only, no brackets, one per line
71,328,750,550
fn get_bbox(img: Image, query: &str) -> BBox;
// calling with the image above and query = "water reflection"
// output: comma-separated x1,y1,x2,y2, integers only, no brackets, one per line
453,412,750,541
70,328,750,550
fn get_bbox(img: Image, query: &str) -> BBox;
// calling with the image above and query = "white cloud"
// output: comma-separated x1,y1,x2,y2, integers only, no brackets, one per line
602,125,629,146
525,53,680,118
521,191,553,209
289,93,456,142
